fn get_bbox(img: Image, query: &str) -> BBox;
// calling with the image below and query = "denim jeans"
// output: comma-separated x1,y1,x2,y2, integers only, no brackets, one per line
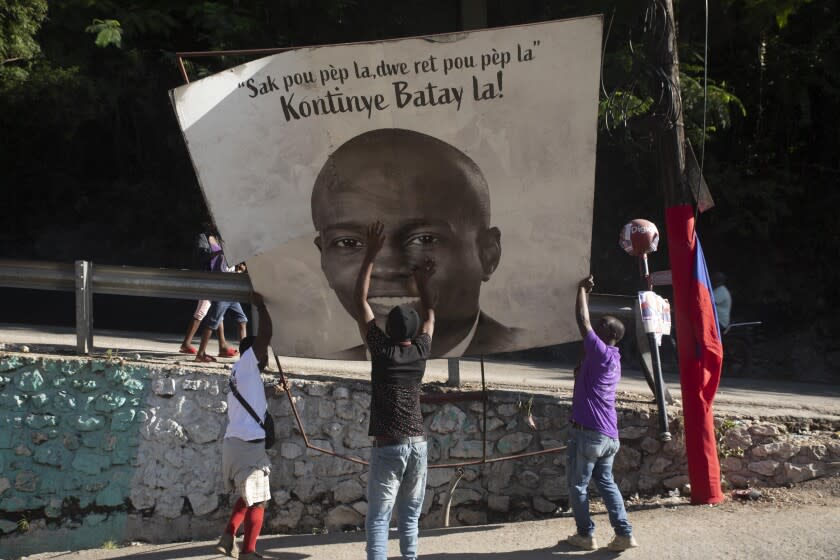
567,426,632,537
204,301,247,330
366,441,428,560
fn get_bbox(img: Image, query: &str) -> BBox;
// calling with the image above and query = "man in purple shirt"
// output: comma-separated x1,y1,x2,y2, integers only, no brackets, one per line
565,275,638,552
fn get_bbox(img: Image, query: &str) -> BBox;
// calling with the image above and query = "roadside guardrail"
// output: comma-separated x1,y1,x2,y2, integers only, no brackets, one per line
0,258,634,356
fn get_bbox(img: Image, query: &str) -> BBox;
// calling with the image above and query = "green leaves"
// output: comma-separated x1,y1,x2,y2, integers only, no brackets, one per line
679,72,746,146
599,90,653,132
736,0,813,30
0,0,48,63
0,0,836,324
85,18,122,48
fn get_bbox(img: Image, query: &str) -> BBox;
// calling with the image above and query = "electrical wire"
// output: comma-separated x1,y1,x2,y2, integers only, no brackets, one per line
692,0,710,239
600,7,616,100
599,8,617,134
599,0,710,161
699,0,709,182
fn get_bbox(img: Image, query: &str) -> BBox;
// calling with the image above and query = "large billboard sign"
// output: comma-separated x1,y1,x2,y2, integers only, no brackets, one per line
171,16,603,359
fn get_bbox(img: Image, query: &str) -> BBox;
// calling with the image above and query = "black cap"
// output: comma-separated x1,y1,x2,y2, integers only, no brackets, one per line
386,305,420,342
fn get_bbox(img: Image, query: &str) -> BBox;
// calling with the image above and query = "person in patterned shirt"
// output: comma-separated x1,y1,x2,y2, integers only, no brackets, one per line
355,220,436,560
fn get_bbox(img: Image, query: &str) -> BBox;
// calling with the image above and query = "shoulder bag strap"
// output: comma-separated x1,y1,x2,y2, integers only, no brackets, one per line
229,379,265,429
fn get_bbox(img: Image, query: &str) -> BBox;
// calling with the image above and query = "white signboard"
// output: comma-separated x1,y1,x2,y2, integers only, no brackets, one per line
171,16,603,359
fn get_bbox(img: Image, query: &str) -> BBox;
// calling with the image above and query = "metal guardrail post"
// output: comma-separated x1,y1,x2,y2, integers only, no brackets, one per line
75,260,93,354
447,358,461,387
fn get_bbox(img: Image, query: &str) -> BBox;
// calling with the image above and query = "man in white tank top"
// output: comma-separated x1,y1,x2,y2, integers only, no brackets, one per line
216,292,275,560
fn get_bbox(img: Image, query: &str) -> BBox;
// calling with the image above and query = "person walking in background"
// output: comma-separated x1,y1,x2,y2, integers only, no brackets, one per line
712,271,731,331
565,274,638,552
216,292,275,559
195,235,248,362
179,226,231,355
355,221,436,560
179,298,212,354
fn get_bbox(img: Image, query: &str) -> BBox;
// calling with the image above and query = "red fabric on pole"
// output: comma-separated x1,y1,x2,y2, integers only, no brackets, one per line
665,204,725,505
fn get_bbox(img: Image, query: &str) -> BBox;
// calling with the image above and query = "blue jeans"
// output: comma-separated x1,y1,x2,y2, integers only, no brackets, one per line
204,301,247,330
567,426,632,537
366,441,428,560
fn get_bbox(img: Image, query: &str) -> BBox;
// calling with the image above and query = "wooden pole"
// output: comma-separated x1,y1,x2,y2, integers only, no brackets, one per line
652,0,725,504
652,0,692,207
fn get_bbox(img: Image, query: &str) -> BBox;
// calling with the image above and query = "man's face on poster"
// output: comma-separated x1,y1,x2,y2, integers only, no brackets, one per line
312,129,501,341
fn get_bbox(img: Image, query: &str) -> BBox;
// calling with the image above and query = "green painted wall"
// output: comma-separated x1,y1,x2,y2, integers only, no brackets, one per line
0,355,149,557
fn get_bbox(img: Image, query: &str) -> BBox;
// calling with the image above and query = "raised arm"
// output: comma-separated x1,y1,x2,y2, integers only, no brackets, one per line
413,258,437,338
354,221,386,336
250,291,273,364
576,275,595,338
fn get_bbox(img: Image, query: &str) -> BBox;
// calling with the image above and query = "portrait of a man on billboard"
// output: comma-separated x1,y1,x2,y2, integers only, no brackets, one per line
311,128,524,358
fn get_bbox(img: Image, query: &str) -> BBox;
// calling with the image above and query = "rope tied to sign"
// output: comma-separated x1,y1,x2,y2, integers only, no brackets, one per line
269,353,567,470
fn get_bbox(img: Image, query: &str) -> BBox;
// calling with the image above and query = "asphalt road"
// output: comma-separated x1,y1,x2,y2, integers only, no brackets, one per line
18,489,840,560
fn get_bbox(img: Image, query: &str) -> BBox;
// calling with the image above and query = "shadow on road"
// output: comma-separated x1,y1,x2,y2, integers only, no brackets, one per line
423,541,628,559
85,540,311,560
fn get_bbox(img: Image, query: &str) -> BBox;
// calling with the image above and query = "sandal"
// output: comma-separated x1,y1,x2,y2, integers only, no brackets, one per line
179,345,197,354
219,348,239,358
195,354,217,363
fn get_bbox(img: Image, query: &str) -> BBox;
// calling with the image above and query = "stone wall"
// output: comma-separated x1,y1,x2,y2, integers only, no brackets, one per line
1,354,839,557
717,419,840,487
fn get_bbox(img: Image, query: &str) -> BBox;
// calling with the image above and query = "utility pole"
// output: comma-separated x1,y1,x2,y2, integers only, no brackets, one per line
650,0,725,504
651,0,692,207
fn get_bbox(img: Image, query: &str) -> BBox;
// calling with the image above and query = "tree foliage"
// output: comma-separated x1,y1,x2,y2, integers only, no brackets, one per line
2,0,837,332
0,0,47,62
85,19,122,48
0,0,47,87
